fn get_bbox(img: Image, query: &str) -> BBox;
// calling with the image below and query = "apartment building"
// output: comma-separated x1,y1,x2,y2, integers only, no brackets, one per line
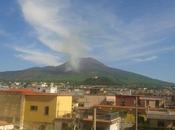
0,89,72,130
147,109,175,129
81,110,121,130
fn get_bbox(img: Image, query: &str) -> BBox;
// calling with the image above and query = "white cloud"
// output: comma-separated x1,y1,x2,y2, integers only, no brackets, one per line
17,0,175,67
18,0,88,69
133,56,158,63
15,47,61,66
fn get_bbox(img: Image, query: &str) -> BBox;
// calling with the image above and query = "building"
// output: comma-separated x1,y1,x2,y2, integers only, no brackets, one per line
81,110,121,130
24,93,72,130
78,95,106,108
115,95,136,107
54,117,73,130
0,89,72,130
139,96,165,109
0,89,29,129
35,86,57,93
147,109,175,129
0,120,14,130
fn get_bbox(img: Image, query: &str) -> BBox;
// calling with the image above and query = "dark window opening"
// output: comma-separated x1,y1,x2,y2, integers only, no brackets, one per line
173,121,175,127
158,120,164,128
44,106,49,115
120,99,125,106
155,100,159,108
30,106,38,111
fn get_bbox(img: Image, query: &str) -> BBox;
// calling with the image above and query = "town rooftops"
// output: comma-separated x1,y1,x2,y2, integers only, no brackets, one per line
0,89,34,95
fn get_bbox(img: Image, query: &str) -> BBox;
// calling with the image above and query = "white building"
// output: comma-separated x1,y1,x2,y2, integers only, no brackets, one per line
81,111,121,130
0,121,14,130
34,86,57,93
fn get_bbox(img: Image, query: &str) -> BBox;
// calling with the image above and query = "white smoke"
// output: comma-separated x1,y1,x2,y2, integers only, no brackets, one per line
18,0,87,70
17,0,175,69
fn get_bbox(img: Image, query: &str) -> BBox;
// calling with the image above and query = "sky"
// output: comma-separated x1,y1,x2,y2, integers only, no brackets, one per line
0,0,175,82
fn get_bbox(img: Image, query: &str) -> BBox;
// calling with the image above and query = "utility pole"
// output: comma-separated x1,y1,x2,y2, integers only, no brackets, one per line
19,95,25,130
135,96,138,130
73,107,79,130
93,108,96,130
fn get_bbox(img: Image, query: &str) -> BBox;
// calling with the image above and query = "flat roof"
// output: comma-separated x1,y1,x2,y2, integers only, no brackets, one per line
82,118,120,124
139,97,163,100
0,89,72,96
147,111,175,120
96,105,146,110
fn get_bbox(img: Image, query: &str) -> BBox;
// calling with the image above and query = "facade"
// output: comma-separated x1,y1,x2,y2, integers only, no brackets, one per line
54,118,73,130
0,90,28,129
35,86,57,93
78,95,106,108
115,95,136,107
147,109,175,129
139,96,165,109
115,95,167,110
0,89,72,130
77,95,116,108
81,111,121,130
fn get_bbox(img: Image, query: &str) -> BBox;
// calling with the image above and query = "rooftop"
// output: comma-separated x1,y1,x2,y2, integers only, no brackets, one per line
147,110,175,120
0,89,72,96
82,110,121,124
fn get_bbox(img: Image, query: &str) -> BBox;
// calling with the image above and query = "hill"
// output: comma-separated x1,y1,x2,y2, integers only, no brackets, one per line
0,58,173,87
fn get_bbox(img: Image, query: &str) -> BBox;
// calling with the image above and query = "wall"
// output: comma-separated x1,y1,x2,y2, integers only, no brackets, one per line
56,96,72,117
0,124,14,130
24,95,57,123
83,96,106,108
116,95,136,107
109,122,120,130
24,122,54,130
148,119,175,129
0,93,22,125
54,121,62,130
106,96,116,105
125,113,135,124
148,101,156,108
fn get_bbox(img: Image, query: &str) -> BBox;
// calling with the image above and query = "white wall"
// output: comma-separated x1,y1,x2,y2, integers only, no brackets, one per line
0,124,14,130
109,122,120,130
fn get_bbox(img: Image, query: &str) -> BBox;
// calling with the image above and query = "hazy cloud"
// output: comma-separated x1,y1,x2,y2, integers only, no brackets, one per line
16,0,175,67
15,47,61,66
133,56,158,63
18,0,88,69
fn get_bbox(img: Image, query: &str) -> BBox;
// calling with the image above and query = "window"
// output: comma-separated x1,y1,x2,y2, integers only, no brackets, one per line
30,105,38,111
173,121,175,127
44,106,49,115
79,102,84,107
158,120,164,128
155,100,159,108
120,98,125,106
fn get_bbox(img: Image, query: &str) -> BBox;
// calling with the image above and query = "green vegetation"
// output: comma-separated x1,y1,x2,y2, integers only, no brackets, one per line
82,77,116,85
0,58,173,87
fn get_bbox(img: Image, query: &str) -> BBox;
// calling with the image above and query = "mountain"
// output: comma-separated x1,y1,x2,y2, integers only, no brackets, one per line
0,58,173,87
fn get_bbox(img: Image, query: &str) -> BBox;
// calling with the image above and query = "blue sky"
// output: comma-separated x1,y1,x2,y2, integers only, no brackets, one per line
0,0,175,82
